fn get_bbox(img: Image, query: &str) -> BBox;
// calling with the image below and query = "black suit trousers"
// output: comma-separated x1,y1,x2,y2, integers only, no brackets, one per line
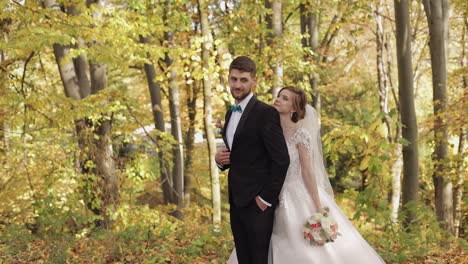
230,200,275,264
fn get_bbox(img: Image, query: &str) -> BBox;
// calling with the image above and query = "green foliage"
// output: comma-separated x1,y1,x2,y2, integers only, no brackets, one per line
0,225,34,258
341,187,461,263
377,202,448,262
0,204,234,263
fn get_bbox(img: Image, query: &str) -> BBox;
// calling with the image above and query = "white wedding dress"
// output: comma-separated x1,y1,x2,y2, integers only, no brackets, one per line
228,108,385,264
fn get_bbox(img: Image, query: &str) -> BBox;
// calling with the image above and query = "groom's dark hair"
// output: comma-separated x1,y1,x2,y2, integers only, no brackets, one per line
229,56,257,77
279,86,307,123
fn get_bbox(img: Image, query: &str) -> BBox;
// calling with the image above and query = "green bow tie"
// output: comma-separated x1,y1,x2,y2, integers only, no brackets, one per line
230,105,242,113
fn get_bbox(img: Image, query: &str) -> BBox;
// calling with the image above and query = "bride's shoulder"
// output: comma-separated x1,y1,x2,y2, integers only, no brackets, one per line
295,124,312,138
289,125,312,143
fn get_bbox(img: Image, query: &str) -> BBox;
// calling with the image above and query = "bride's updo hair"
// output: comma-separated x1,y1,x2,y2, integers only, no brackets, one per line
278,86,307,123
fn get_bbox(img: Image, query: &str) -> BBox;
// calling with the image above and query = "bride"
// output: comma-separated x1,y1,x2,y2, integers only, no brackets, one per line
228,86,385,263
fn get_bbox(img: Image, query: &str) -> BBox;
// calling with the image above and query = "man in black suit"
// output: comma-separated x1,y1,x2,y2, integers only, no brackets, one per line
215,56,289,264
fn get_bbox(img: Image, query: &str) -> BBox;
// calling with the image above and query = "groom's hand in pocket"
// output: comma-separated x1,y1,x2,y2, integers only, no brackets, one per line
255,196,269,211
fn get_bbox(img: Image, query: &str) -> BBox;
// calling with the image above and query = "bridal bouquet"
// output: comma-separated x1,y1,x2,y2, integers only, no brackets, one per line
303,207,340,246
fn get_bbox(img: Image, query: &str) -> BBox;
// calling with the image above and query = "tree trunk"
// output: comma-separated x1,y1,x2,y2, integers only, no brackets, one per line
423,0,454,234
375,0,402,223
183,78,200,206
89,61,119,229
44,0,119,228
453,127,465,238
453,19,467,238
71,39,91,98
198,0,221,225
0,48,8,187
271,0,283,97
87,0,119,228
51,44,82,100
0,49,7,156
375,0,392,141
139,35,174,204
391,142,403,222
300,2,321,112
309,4,320,111
164,30,185,213
93,119,118,228
393,0,420,227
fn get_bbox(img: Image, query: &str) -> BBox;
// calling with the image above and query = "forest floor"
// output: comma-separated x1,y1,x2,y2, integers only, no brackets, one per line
398,247,466,264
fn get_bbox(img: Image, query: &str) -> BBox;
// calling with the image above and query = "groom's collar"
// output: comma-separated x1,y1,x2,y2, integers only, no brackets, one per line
235,93,254,112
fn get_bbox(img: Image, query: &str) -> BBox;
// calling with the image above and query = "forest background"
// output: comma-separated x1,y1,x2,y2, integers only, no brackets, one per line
0,0,466,263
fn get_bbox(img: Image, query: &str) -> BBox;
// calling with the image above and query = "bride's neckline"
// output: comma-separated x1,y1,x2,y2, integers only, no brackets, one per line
282,121,301,142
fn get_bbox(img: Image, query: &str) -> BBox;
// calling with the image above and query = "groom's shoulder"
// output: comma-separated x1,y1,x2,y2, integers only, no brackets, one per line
255,98,275,112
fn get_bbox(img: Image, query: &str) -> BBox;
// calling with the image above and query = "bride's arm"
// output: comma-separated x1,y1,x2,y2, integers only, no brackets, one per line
298,143,322,211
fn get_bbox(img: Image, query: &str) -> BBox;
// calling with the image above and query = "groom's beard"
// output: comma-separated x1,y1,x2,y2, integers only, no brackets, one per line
231,88,251,102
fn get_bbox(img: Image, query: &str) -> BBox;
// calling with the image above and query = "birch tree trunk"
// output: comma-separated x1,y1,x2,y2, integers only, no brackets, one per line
375,1,392,141
394,0,420,227
374,0,402,222
385,27,404,216
198,0,221,225
422,0,454,234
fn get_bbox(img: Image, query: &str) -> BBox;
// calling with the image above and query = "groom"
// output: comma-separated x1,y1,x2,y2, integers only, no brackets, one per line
215,56,289,264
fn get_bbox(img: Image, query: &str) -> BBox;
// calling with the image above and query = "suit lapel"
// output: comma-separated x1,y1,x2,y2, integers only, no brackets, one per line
222,110,232,150
231,96,258,150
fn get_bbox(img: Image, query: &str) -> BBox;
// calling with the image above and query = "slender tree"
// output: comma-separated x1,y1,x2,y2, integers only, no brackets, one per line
163,29,185,214
269,0,283,97
181,20,202,206
393,0,420,227
0,49,8,157
300,1,321,111
422,0,454,234
453,18,467,238
183,74,200,206
374,0,402,222
139,35,174,204
198,0,221,224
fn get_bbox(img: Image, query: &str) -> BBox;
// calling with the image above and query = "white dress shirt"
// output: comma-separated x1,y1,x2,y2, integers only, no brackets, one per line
226,93,253,150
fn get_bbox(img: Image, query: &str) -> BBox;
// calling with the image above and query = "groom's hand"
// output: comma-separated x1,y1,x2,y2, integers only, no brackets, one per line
255,196,269,211
215,148,230,165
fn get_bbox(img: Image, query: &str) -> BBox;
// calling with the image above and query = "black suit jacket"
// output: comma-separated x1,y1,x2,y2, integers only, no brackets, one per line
221,96,290,208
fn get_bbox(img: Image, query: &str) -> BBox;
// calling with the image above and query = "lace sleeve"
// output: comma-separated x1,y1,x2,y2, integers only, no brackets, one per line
292,127,312,153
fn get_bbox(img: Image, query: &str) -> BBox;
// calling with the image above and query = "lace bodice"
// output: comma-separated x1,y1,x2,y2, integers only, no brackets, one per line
278,127,313,209
283,127,312,184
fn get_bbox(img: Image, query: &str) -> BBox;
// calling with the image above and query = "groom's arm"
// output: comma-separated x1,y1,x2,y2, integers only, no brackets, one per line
258,107,290,205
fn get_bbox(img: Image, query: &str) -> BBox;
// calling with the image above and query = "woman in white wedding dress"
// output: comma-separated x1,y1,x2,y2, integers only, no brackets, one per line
228,86,385,264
